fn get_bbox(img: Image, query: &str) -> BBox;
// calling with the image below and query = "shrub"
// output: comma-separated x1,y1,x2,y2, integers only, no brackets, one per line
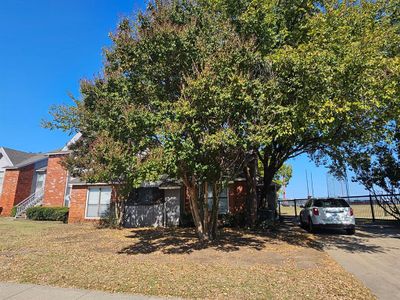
26,206,69,223
10,206,17,217
220,212,246,228
98,206,119,229
179,212,194,227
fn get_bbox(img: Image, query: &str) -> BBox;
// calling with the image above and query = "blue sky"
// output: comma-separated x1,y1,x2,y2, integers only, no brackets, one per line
0,0,369,198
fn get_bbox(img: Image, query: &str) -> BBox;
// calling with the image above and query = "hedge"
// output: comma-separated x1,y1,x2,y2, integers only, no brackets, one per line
26,207,69,223
10,206,17,217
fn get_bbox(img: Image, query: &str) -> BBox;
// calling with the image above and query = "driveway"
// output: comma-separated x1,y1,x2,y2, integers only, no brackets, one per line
316,221,400,300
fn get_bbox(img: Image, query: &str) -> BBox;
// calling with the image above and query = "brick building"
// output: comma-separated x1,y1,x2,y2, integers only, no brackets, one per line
0,135,257,227
0,147,47,216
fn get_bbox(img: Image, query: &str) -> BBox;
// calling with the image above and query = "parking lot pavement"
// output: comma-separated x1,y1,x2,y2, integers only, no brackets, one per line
0,282,171,300
316,222,400,300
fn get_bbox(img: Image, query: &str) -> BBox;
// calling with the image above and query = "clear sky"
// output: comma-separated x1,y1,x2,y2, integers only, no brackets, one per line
0,0,369,198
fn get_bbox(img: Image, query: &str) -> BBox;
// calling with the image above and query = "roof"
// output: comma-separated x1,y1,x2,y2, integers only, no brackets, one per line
2,147,36,166
62,132,82,152
13,154,47,169
0,147,47,169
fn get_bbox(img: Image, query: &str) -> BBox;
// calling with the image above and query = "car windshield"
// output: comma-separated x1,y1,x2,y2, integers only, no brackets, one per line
313,199,349,208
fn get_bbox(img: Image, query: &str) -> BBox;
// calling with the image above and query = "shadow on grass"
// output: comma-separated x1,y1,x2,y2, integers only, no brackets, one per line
117,221,323,255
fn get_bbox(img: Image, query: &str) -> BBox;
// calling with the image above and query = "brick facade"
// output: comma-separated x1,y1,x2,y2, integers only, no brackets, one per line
228,181,247,214
182,181,247,215
42,154,68,207
0,166,34,216
68,185,88,223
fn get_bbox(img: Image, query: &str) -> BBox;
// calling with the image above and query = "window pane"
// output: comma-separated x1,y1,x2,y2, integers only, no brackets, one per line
99,204,110,217
219,196,228,214
88,188,100,205
220,188,227,197
100,188,111,204
314,199,349,208
86,204,99,218
206,185,228,214
35,173,45,190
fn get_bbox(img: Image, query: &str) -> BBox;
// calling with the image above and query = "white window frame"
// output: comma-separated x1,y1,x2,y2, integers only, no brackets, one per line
85,186,112,219
0,170,5,196
207,185,229,214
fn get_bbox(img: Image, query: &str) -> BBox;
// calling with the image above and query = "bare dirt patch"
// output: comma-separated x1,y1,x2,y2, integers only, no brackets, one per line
0,218,374,299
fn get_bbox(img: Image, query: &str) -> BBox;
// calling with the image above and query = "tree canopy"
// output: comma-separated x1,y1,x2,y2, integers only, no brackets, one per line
45,0,400,239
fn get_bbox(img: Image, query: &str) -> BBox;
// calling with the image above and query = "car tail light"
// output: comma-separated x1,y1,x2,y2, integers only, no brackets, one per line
349,208,354,216
312,208,319,216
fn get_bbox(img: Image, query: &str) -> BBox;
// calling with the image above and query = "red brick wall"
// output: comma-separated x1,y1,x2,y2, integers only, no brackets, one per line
0,166,34,216
228,181,247,214
182,181,248,215
42,154,68,207
68,185,88,223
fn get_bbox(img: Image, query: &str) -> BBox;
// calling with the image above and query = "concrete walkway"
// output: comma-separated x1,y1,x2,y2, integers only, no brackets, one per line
0,282,171,300
317,222,400,300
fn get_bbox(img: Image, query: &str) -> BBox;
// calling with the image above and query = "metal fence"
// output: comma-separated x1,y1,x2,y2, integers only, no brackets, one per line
278,194,400,221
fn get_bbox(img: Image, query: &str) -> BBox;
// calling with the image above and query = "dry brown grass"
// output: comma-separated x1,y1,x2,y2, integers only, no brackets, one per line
0,218,375,299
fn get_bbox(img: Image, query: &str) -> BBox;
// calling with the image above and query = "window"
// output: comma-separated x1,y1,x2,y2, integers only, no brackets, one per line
64,185,71,207
207,185,229,214
0,171,4,195
34,172,46,194
126,187,164,205
86,187,112,218
313,198,349,208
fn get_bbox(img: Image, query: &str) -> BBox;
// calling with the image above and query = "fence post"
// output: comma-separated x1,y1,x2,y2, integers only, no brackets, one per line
369,194,375,222
294,199,297,217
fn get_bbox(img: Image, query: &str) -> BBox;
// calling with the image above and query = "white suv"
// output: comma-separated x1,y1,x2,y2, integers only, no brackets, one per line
299,198,355,234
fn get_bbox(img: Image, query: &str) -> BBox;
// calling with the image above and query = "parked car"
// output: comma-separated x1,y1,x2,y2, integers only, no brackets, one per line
299,198,355,234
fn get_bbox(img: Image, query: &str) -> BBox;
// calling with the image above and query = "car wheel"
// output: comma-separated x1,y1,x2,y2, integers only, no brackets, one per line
346,228,355,235
308,217,314,233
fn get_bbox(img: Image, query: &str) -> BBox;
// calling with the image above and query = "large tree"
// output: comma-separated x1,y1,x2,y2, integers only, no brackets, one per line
211,0,400,218
46,0,399,237
46,1,256,240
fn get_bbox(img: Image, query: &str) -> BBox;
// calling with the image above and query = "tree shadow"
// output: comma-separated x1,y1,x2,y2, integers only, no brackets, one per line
280,217,399,254
117,222,324,255
118,228,264,255
305,221,400,254
117,218,398,255
314,230,387,253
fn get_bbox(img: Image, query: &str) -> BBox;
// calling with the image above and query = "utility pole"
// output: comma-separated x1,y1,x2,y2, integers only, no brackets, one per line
326,174,330,197
311,173,315,197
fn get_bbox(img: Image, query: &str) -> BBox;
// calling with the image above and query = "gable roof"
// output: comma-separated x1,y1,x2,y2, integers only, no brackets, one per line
2,147,36,166
0,147,47,169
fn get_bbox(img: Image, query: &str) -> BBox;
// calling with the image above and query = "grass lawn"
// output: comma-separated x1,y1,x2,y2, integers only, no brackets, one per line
0,218,374,299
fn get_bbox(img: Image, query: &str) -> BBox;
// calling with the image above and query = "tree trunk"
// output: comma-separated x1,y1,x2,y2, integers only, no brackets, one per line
210,182,221,240
244,153,258,228
264,165,279,221
183,176,207,241
113,186,125,227
203,182,209,237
